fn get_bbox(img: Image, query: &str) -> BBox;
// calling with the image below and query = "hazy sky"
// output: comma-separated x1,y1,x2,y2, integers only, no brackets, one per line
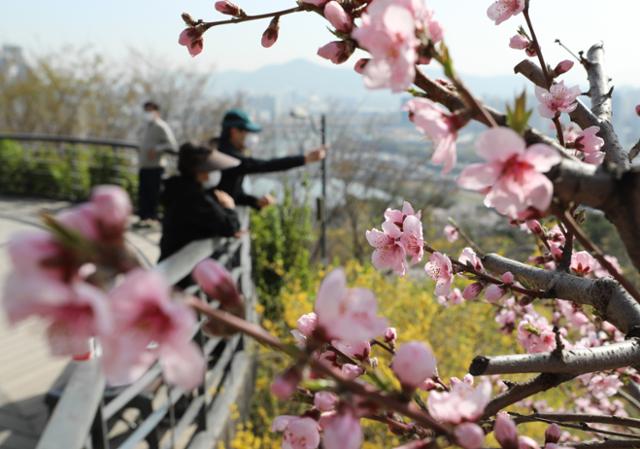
2,0,639,86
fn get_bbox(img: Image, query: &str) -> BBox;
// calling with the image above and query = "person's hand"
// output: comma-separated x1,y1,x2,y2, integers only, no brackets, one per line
257,194,276,209
305,146,327,164
213,189,236,209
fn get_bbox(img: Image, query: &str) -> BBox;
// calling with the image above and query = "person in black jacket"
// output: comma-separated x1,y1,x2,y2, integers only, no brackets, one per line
216,108,326,209
158,142,241,262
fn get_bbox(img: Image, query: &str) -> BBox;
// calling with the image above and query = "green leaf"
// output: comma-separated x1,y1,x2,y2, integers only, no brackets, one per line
439,41,455,79
506,90,533,135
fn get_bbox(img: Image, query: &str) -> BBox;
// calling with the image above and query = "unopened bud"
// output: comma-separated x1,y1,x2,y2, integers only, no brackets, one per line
261,16,280,48
317,40,354,64
215,0,246,17
462,282,483,300
553,59,574,76
636,105,640,116
545,423,562,444
501,271,514,284
181,12,197,26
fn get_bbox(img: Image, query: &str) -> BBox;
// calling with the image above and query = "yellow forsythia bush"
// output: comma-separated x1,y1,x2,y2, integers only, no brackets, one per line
224,260,561,448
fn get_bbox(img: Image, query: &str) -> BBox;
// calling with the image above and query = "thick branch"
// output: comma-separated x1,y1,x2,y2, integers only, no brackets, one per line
585,42,613,122
572,440,640,449
482,373,575,418
514,59,627,167
514,412,640,430
482,253,640,334
470,339,640,376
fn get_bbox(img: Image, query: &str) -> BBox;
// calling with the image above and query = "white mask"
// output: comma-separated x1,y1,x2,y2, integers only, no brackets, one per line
202,171,221,189
144,112,156,122
245,133,260,151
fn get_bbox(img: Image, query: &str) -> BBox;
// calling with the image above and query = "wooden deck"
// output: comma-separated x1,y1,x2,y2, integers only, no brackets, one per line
0,197,161,449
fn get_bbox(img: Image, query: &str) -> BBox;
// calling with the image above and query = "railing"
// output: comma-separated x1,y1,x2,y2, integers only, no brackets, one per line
0,133,175,201
36,209,256,449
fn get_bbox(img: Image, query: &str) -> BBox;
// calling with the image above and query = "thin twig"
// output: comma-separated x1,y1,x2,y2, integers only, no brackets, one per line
201,6,304,30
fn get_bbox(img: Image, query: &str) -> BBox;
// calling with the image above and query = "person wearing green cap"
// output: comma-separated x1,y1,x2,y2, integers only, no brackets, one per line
216,108,326,209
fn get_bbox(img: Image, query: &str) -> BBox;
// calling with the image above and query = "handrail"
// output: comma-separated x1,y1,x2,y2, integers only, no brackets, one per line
0,133,139,149
36,209,252,449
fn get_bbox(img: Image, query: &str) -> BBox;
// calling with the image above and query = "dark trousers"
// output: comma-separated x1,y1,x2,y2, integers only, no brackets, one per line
138,167,163,220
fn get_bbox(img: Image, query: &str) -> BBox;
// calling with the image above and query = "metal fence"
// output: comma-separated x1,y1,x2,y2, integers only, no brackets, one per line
0,134,176,202
36,209,256,449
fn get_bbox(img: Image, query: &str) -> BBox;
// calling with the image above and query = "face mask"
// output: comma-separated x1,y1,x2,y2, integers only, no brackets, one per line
144,112,156,122
202,171,221,189
244,133,260,151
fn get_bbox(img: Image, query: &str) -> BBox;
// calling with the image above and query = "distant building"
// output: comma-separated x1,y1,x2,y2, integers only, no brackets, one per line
0,44,29,81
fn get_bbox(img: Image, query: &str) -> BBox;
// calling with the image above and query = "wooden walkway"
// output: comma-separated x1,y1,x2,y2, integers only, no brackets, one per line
0,197,161,449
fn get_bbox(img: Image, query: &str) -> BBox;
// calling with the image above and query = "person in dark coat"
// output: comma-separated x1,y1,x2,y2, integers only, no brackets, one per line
216,108,326,209
158,142,241,262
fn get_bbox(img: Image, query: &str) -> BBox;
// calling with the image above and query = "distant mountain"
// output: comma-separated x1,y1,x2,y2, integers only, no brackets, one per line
209,58,528,106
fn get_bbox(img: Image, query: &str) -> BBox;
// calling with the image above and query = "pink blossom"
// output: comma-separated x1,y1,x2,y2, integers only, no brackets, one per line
446,288,464,305
400,215,424,264
459,247,483,271
587,373,623,399
366,223,406,275
485,284,505,303
215,0,244,17
262,16,279,48
487,0,525,25
333,340,371,361
272,416,321,449
178,28,204,57
496,308,516,333
351,0,420,92
502,271,515,284
192,259,242,306
570,251,596,276
341,363,365,379
594,255,622,278
457,127,561,218
101,269,205,390
526,220,543,234
554,59,574,76
463,282,483,300
384,201,421,226
90,185,132,235
517,313,556,353
444,224,459,242
494,412,518,448
535,81,581,119
6,230,74,283
56,204,100,241
427,377,492,424
317,41,354,64
314,269,388,343
564,124,604,165
384,327,398,344
392,341,437,388
297,312,318,337
324,1,352,33
455,422,485,449
509,34,529,49
271,368,301,400
322,410,362,449
405,98,458,174
314,392,338,412
425,252,453,297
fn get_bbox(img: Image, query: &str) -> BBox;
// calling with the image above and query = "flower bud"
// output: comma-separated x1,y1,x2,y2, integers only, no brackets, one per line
261,16,280,48
553,59,574,76
324,1,352,33
391,341,437,389
485,284,504,303
494,412,518,448
192,259,242,306
501,271,514,284
545,423,562,444
636,105,640,116
354,58,369,74
384,327,397,344
271,366,301,400
463,282,483,300
317,40,354,64
215,0,246,17
455,422,485,449
314,391,338,411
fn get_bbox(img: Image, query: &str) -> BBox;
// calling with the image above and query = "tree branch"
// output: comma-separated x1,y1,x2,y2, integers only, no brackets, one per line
585,42,613,123
482,373,575,418
481,253,640,334
572,440,640,449
470,339,640,376
513,412,640,430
